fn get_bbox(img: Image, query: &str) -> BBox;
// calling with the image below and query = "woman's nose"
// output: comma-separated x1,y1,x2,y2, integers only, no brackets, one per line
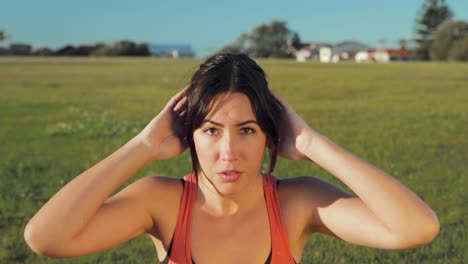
220,132,237,161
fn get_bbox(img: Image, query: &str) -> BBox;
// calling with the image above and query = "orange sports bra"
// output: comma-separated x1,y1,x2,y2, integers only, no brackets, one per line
163,173,298,264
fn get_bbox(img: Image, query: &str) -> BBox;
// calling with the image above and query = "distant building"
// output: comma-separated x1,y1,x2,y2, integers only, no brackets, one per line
291,42,332,62
149,44,195,58
331,41,373,62
355,48,411,63
386,48,412,61
290,41,372,63
355,50,373,62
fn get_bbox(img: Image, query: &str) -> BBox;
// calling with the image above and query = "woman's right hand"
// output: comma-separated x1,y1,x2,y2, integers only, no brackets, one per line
24,89,190,257
136,86,189,161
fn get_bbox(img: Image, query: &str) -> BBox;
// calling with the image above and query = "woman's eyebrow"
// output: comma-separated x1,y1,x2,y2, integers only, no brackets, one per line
202,120,258,127
236,120,258,126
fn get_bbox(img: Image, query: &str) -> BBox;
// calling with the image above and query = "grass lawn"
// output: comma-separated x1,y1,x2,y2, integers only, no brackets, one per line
0,57,466,263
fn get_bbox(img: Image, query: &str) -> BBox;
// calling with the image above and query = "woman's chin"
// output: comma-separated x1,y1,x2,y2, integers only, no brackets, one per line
213,178,246,196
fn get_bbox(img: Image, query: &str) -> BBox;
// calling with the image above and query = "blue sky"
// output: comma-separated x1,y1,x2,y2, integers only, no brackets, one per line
1,0,467,57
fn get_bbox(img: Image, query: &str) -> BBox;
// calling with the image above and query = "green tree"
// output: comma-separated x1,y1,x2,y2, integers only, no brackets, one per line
9,43,32,55
430,20,468,60
91,40,150,56
0,29,8,45
448,35,468,61
0,30,9,55
413,0,453,60
218,20,297,58
289,32,302,50
250,20,293,58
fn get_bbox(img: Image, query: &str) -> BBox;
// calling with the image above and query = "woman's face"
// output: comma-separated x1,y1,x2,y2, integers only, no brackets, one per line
193,92,267,195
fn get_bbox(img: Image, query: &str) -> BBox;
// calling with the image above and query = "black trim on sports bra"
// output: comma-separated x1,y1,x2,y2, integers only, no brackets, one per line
159,178,283,264
161,240,272,264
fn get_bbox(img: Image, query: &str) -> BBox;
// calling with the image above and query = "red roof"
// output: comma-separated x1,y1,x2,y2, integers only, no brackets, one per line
385,49,411,58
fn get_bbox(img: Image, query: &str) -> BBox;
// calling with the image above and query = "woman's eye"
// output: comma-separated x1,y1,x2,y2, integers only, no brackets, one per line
204,128,219,135
241,127,255,134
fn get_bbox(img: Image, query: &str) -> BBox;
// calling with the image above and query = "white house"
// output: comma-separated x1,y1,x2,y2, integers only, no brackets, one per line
295,49,311,62
319,47,332,63
291,41,373,63
331,41,372,62
355,49,412,63
292,42,333,62
355,50,372,63
373,50,390,62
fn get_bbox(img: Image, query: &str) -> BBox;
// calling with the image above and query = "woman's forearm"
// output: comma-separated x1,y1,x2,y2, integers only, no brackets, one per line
298,128,440,242
25,136,153,247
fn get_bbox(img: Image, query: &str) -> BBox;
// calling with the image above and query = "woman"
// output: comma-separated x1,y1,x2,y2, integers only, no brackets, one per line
24,53,440,263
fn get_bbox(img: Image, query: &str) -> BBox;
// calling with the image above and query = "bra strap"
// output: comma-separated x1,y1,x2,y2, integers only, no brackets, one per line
169,174,197,264
263,174,297,263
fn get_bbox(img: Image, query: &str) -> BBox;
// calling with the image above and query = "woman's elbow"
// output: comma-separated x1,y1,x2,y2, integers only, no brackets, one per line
24,222,62,257
400,213,441,249
24,223,48,256
420,214,440,245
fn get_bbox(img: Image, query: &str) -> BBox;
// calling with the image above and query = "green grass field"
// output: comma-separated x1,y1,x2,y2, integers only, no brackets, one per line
0,57,466,263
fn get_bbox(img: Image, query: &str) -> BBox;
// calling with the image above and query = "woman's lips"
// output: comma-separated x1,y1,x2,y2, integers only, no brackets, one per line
218,170,242,182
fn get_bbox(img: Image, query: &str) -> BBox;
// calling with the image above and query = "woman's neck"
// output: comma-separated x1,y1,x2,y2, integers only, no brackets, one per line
196,172,264,217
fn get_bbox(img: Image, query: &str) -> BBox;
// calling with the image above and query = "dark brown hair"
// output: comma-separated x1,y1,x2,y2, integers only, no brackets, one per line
184,53,283,176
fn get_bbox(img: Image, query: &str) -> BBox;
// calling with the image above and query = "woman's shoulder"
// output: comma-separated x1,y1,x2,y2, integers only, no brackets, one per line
277,176,350,198
276,176,352,217
277,176,329,197
276,177,319,221
122,175,185,219
276,176,353,239
132,175,184,200
137,175,184,187
130,176,185,239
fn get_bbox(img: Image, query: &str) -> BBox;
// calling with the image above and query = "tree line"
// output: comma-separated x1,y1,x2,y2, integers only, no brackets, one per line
216,0,466,61
0,39,151,57
413,0,467,61
0,0,466,60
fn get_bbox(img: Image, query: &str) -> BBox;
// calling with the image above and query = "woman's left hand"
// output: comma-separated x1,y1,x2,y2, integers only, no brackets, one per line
271,90,315,161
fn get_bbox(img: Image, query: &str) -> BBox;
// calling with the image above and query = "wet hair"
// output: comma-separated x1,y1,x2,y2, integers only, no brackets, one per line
184,53,283,176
